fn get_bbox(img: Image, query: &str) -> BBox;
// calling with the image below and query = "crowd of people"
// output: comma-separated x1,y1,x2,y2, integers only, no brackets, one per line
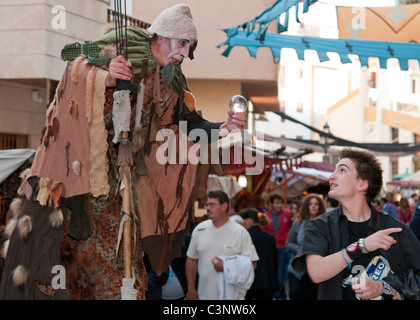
372,192,417,225
145,190,305,300
145,148,420,301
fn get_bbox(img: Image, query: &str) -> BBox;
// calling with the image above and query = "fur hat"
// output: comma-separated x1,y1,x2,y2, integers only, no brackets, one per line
148,4,198,41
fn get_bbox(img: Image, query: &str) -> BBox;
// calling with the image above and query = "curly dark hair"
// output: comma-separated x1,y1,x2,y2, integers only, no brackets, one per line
294,193,326,223
269,194,283,204
338,148,383,203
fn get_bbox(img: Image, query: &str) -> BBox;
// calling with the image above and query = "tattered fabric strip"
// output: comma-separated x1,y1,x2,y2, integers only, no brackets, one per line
135,79,145,128
17,169,33,200
36,177,51,206
85,65,95,124
50,182,63,209
115,164,137,257
89,68,110,197
112,90,132,144
116,210,131,256
71,56,85,84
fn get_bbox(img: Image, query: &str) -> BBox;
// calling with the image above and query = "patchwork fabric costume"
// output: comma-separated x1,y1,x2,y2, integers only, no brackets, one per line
0,26,222,299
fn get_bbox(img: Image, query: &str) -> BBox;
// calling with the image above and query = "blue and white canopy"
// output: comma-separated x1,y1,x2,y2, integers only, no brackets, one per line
218,0,420,70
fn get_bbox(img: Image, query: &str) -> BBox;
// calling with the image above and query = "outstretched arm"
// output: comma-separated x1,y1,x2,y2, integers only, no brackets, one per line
306,251,351,284
306,227,402,284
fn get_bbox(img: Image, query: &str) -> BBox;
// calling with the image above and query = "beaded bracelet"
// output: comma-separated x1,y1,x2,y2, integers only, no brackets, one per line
340,249,352,270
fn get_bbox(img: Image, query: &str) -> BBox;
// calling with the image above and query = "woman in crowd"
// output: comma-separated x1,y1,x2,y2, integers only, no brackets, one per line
286,193,326,300
399,197,413,224
290,201,300,221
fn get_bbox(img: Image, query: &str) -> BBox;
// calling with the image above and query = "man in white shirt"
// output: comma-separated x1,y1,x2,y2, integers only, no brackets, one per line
185,190,259,300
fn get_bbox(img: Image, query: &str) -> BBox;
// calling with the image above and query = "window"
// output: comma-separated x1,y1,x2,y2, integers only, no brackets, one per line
391,158,399,177
297,68,303,79
110,0,132,15
0,133,28,150
415,133,420,157
279,100,286,112
280,66,286,88
368,97,377,107
412,76,419,94
391,128,398,144
397,102,419,112
414,158,420,172
297,102,303,113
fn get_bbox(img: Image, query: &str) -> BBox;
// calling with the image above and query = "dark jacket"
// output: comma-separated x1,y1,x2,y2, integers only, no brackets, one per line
409,205,420,242
292,206,420,300
170,234,191,295
247,226,279,292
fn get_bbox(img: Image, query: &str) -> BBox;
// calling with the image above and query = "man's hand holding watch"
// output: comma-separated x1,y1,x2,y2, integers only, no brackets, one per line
345,238,401,300
345,238,367,261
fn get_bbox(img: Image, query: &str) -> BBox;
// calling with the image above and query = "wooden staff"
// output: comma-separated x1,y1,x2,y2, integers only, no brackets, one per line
114,0,138,299
121,132,132,279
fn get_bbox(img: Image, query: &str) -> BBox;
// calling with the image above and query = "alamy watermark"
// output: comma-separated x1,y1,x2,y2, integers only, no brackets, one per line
155,121,265,175
51,5,66,30
351,7,366,31
51,265,66,290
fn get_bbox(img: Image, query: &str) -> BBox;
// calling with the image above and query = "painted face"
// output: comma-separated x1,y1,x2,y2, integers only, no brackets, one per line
308,198,320,217
154,37,192,67
328,158,364,202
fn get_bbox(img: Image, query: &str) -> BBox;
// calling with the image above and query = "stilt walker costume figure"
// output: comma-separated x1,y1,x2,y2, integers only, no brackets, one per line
0,4,246,299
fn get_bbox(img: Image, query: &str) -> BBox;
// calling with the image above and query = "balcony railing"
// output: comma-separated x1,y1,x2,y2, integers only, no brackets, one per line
107,8,150,29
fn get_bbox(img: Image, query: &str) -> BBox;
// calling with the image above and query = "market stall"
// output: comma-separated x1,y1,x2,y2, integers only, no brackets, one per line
387,170,420,197
0,149,36,226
